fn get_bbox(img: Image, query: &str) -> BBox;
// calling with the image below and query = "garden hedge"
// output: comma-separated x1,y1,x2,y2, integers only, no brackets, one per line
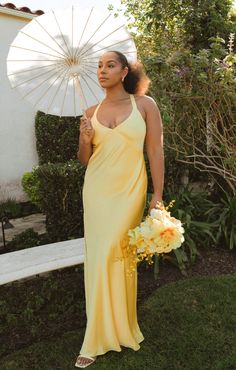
35,111,81,164
22,160,86,242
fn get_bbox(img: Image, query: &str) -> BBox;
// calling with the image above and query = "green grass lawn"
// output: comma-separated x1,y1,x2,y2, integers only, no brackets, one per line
1,274,236,370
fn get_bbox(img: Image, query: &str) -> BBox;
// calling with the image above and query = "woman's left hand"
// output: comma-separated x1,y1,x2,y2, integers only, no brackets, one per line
148,194,163,214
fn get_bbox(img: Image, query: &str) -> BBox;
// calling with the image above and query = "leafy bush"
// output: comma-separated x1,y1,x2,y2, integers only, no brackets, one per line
6,228,41,251
0,198,21,219
144,147,186,194
22,110,85,243
123,0,235,53
206,193,236,250
168,186,217,264
0,266,85,358
35,111,80,164
0,199,38,221
146,37,236,194
147,185,218,278
122,3,236,193
31,160,86,242
21,171,42,210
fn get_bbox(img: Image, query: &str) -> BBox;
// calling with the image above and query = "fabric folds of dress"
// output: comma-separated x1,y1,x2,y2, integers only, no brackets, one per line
80,94,147,357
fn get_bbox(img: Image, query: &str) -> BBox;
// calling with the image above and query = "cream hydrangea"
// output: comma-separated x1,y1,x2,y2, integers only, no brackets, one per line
127,201,185,262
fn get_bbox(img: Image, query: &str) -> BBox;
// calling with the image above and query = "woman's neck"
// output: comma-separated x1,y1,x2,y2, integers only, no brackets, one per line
104,86,130,103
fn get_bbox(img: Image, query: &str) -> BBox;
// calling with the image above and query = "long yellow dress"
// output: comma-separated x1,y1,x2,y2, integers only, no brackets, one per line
80,94,147,357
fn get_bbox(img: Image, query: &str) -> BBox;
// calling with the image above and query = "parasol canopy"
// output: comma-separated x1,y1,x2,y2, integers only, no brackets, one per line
7,6,137,117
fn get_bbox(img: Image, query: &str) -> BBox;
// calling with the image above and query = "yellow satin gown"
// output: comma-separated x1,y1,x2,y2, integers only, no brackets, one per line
80,94,147,357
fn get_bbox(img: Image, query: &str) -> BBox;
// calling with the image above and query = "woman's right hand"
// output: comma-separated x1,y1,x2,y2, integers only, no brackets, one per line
79,116,95,144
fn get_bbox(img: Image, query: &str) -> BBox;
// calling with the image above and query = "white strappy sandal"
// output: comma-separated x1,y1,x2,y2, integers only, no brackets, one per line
75,355,97,368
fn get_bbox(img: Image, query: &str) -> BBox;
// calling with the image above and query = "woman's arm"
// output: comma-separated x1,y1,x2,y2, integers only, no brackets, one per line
77,106,96,166
143,96,164,212
77,140,93,166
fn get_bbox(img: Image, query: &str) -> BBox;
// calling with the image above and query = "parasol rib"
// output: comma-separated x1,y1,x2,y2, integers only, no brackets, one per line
74,12,111,58
34,17,69,57
19,30,67,59
80,62,98,67
10,45,66,61
31,67,66,106
60,75,70,117
76,7,94,54
46,68,70,114
71,6,74,59
84,38,135,58
79,80,89,109
81,66,100,80
82,69,103,89
8,62,60,76
8,59,65,62
75,75,89,114
52,10,72,58
80,74,101,103
22,67,64,99
119,50,137,55
73,76,76,117
11,66,61,89
79,24,126,58
86,49,137,60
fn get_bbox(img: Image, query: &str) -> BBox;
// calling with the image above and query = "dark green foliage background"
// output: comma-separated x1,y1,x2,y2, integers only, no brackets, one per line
35,111,81,164
22,111,86,242
33,160,85,242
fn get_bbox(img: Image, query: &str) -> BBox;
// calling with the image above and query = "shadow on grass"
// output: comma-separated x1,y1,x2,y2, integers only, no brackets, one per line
1,275,236,370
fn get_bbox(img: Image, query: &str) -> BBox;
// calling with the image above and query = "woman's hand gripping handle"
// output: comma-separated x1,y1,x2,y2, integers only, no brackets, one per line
79,112,95,145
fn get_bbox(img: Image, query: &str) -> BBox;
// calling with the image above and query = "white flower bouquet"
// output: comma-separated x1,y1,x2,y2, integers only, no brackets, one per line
122,201,185,272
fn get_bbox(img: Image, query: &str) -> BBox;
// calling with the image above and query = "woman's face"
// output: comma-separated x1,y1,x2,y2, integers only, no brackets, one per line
97,52,128,89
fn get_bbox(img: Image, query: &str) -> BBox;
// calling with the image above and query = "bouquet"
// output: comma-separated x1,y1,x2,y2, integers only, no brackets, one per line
122,201,185,274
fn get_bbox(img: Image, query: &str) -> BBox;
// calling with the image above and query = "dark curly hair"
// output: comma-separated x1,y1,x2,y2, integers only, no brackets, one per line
109,50,151,95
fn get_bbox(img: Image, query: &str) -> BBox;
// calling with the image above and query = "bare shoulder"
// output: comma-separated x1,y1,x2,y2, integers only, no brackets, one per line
134,95,161,122
136,95,159,110
85,103,99,119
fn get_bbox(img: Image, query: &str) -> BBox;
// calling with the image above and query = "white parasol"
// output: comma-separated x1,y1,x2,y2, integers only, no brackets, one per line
7,6,137,117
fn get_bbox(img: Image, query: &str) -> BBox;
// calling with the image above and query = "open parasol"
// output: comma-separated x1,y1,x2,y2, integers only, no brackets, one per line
7,6,137,117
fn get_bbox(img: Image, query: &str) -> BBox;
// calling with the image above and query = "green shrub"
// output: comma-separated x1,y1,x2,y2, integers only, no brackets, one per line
148,41,236,195
206,193,236,250
6,228,41,251
167,185,216,255
21,171,42,210
0,199,38,221
148,185,217,278
0,266,85,358
32,160,86,242
22,110,85,243
35,111,81,164
0,198,21,219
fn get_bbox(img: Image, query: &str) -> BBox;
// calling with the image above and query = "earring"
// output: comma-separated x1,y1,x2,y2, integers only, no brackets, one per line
122,76,125,82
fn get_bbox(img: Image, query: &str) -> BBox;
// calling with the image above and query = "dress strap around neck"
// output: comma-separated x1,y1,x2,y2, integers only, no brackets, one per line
93,101,102,116
130,94,136,109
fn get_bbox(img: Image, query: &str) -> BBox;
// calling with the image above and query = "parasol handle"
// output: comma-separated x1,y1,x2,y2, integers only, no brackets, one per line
74,75,87,118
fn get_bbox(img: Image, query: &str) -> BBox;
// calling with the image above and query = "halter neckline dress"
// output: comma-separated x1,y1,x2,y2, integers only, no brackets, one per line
80,94,147,357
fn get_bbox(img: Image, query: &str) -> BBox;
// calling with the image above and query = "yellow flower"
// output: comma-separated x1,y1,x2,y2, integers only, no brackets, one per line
127,201,185,260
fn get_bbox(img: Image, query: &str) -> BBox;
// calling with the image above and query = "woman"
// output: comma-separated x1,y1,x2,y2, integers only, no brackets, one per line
75,50,164,368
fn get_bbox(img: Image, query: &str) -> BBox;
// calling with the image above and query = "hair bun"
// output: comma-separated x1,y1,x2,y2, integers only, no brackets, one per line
109,50,150,95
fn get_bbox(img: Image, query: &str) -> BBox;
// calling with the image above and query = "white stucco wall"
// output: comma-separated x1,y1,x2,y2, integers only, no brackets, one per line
0,9,39,202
